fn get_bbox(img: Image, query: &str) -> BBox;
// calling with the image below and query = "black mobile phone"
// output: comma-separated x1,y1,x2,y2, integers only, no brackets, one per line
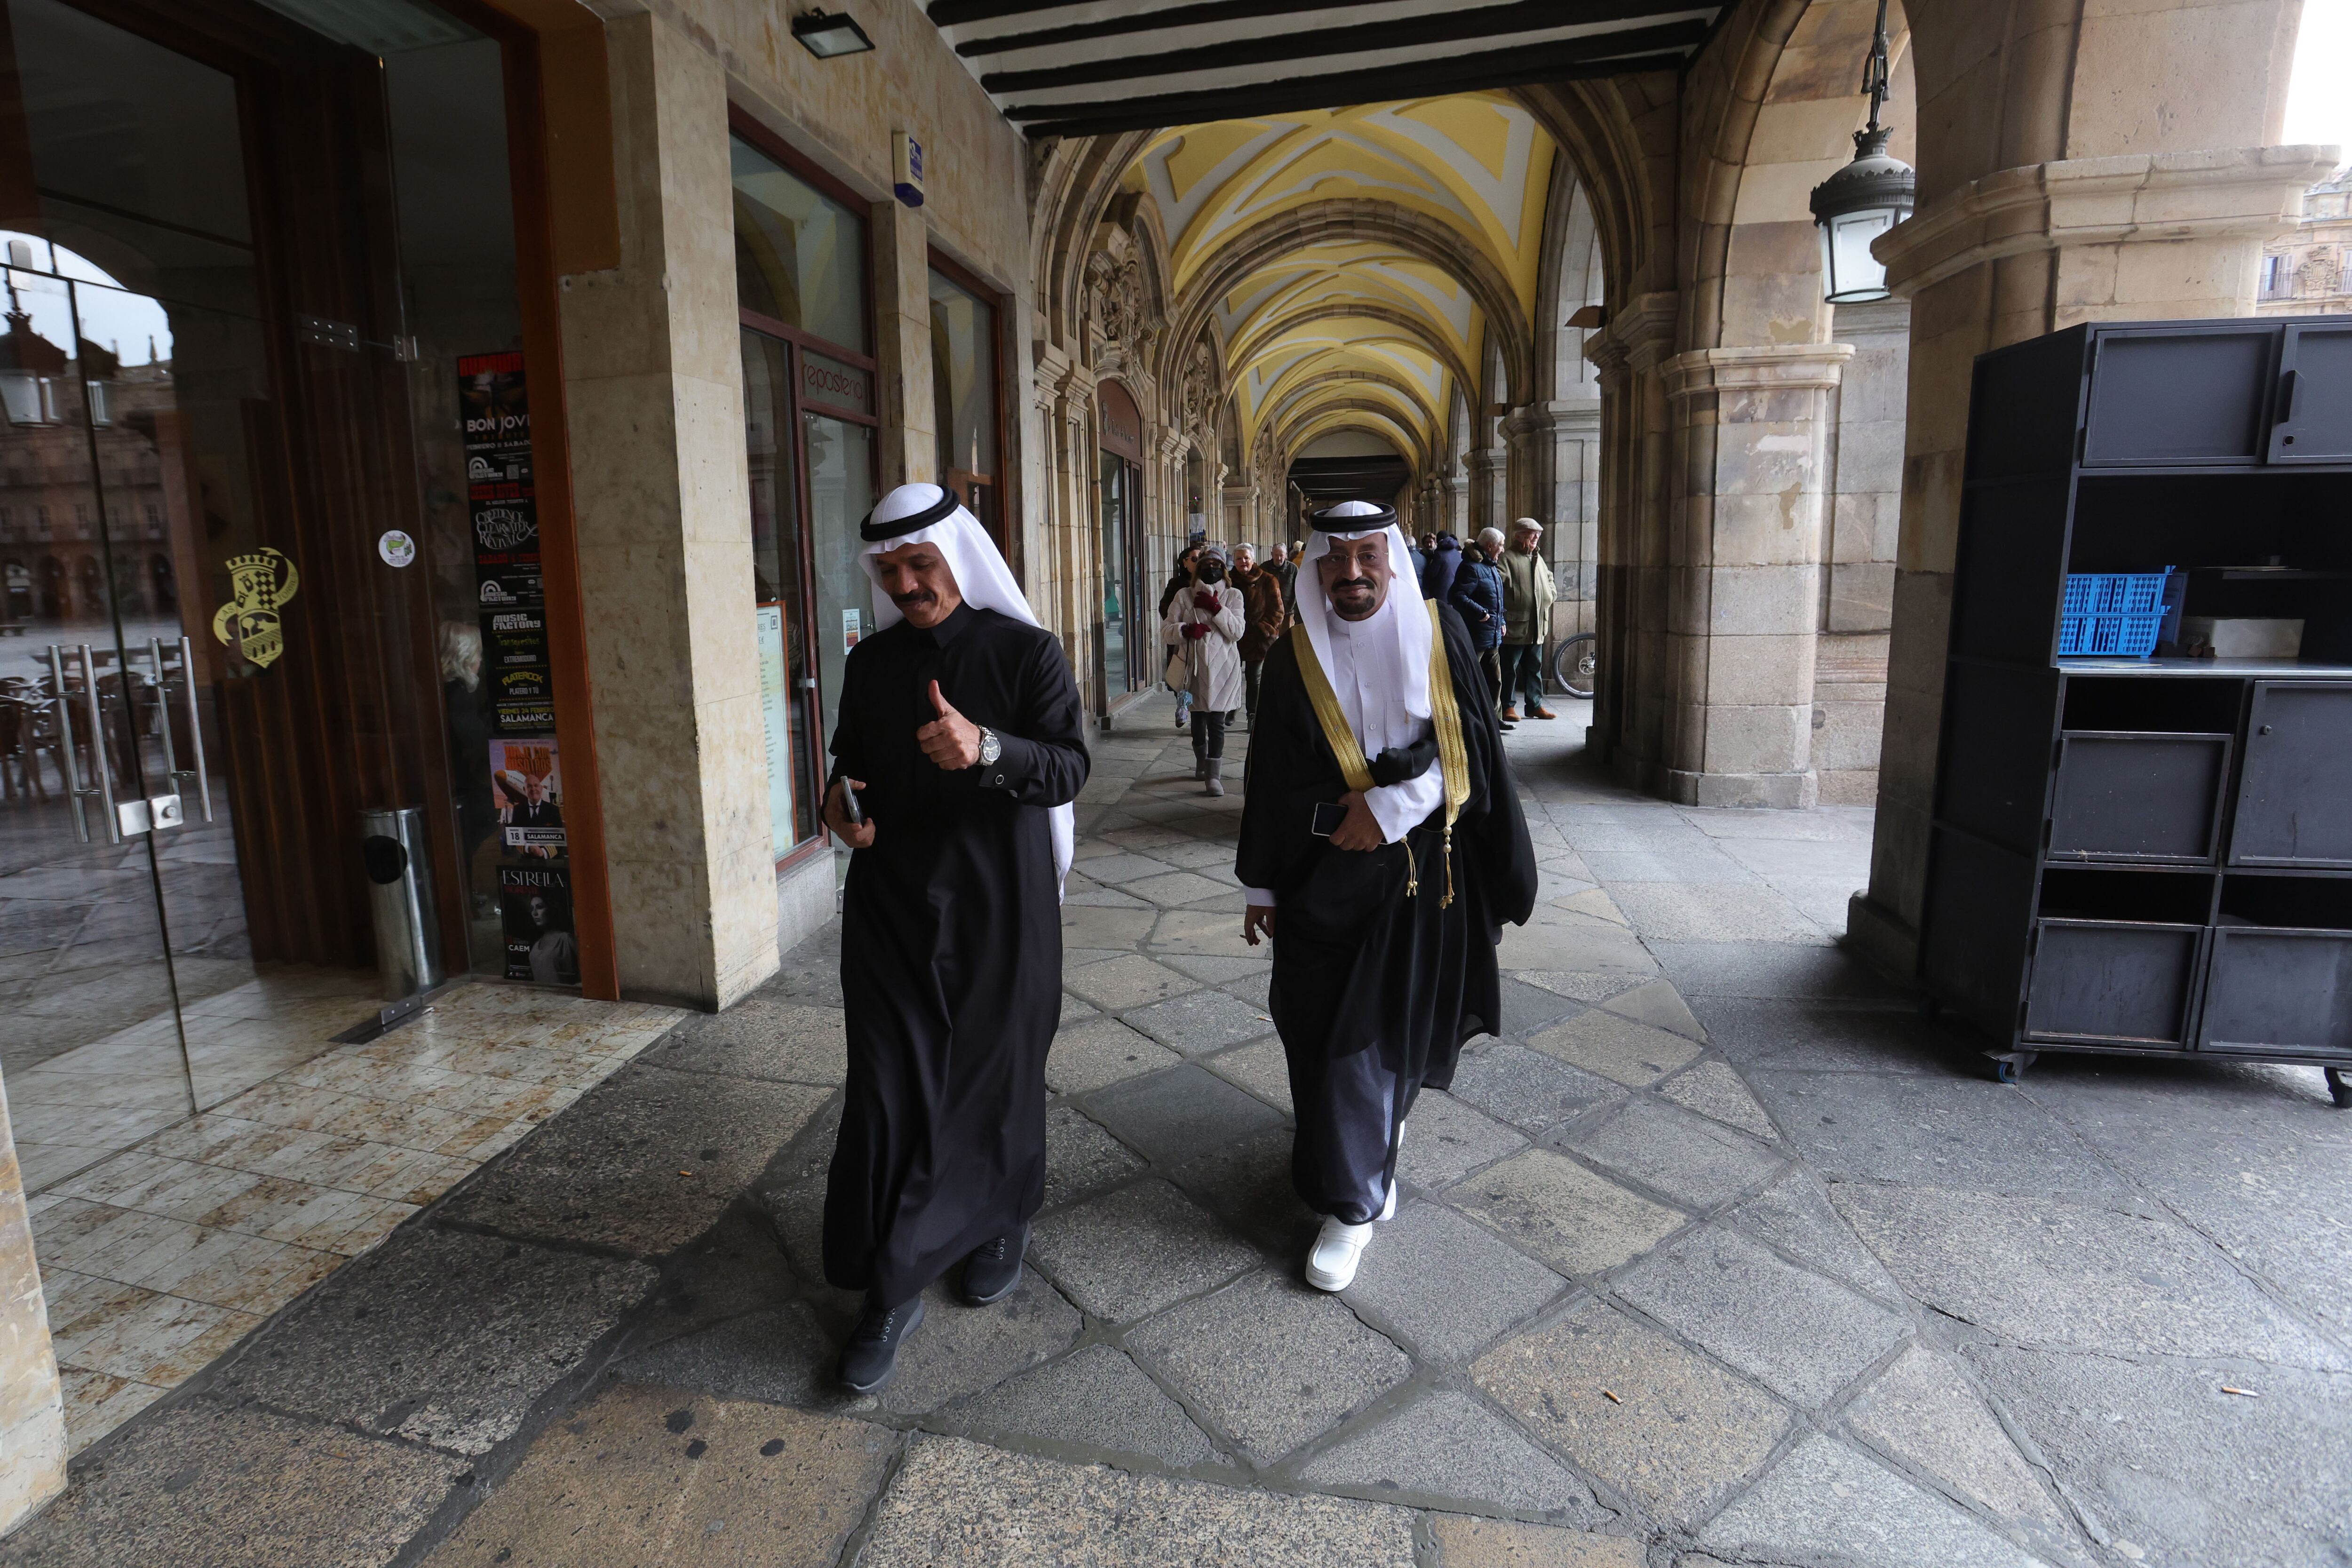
1311,800,1346,836
840,782,865,827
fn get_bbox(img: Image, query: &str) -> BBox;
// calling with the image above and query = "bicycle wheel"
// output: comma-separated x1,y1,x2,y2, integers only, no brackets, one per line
1553,632,1597,698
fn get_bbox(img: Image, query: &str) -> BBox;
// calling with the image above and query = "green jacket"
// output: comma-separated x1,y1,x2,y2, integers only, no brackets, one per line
1501,547,1556,644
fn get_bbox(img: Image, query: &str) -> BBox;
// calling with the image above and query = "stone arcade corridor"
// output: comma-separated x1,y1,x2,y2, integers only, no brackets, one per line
7,712,2347,1568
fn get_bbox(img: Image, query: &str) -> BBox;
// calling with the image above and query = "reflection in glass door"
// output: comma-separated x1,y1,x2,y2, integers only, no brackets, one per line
1099,454,1128,699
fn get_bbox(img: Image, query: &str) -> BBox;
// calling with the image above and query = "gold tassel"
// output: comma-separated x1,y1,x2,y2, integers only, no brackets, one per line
1404,837,1419,898
1442,827,1455,908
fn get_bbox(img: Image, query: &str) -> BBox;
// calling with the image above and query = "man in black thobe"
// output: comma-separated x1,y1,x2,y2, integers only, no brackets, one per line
1238,500,1537,1292
820,483,1088,1392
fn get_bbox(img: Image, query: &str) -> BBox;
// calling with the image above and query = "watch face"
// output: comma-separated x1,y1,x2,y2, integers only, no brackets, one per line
980,728,1002,764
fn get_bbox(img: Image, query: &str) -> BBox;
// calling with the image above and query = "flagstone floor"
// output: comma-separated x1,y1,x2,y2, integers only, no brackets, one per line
8,700,2350,1568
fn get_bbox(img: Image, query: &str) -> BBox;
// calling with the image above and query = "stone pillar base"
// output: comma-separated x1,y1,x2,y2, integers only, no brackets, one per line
1843,891,1920,984
1663,768,1819,810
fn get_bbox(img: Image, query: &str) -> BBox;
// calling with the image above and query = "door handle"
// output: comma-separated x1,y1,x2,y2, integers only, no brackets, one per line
46,643,118,844
147,636,212,823
2279,368,2301,423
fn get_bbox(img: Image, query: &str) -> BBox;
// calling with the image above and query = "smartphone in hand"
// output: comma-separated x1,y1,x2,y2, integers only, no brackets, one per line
1311,800,1345,836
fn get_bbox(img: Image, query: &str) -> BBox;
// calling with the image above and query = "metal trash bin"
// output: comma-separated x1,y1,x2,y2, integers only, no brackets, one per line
359,806,444,1003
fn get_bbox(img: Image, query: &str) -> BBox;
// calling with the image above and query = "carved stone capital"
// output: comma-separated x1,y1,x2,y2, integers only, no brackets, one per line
1663,342,1854,402
1877,144,2341,298
1586,290,1677,382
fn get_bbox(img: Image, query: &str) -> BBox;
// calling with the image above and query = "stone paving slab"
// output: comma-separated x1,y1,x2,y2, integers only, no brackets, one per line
1029,1179,1258,1323
0,1400,460,1568
436,1065,829,1258
947,1343,1221,1471
1042,1105,1146,1208
1966,1343,2352,1568
1450,1149,1685,1278
1843,1344,2076,1549
1834,1181,2346,1367
1699,1433,2042,1568
1748,1069,2128,1200
1120,989,1275,1055
1343,1201,1565,1362
1045,1018,1180,1095
1565,1096,1783,1210
650,996,847,1086
1612,1226,1909,1409
1167,1126,1320,1258
1200,1039,1293,1113
1727,1170,1901,1303
1296,1387,1606,1521
1395,1090,1527,1189
1084,1065,1286,1165
424,1382,893,1567
1473,1298,1794,1530
873,1267,1082,1416
855,1436,1419,1567
1126,1268,1411,1465
1427,1515,1647,1567
1657,1059,1777,1139
1528,1010,1702,1088
1445,1044,1621,1134
218,1225,656,1455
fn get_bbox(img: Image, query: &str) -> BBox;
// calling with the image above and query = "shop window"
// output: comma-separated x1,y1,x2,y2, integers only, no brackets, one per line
928,263,1003,558
733,137,869,355
731,121,876,863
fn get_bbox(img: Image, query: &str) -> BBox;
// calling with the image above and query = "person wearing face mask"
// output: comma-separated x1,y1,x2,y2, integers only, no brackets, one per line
818,483,1090,1393
1235,500,1537,1293
1161,541,1246,796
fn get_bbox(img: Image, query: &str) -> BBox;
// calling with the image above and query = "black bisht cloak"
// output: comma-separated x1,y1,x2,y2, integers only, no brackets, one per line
1235,601,1538,1214
823,603,1089,1306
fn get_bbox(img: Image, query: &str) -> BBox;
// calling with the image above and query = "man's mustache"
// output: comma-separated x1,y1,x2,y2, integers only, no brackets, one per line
1330,576,1376,593
890,588,937,606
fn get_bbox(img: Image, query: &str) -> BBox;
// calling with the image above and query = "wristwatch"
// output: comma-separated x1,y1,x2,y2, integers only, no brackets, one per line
977,726,1002,766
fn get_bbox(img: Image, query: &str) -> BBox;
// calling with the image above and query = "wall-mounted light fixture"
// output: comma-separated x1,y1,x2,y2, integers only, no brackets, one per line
793,8,874,58
1808,0,1915,304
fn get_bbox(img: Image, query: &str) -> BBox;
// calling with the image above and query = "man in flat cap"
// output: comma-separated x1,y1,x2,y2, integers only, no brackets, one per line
1237,499,1537,1292
819,482,1089,1392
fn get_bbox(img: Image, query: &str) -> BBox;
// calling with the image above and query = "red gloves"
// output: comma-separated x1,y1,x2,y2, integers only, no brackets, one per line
1182,622,1209,641
1193,589,1219,611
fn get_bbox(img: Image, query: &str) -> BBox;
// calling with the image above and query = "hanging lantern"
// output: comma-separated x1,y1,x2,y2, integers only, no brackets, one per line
1809,0,1916,304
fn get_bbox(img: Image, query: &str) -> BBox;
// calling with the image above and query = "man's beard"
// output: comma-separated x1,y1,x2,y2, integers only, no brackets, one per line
1329,577,1379,620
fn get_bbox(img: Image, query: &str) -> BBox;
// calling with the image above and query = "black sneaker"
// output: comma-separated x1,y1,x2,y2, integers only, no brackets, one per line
959,1224,1028,1306
837,1294,924,1393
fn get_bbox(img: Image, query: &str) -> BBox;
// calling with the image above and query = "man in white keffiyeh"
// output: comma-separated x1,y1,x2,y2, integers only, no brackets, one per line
1235,498,1538,1295
817,483,1090,1394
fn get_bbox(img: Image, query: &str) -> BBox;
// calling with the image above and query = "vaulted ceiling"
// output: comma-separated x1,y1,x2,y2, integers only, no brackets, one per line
1119,93,1557,476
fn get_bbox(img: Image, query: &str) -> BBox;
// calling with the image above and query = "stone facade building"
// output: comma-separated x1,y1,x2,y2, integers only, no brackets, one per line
2258,167,2352,315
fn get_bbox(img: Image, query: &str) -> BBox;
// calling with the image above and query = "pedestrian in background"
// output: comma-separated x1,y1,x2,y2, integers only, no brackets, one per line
1163,541,1246,796
1450,526,1510,730
1160,544,1201,730
1272,542,1302,626
1499,518,1557,723
1413,532,1437,573
1418,530,1464,603
1233,542,1287,728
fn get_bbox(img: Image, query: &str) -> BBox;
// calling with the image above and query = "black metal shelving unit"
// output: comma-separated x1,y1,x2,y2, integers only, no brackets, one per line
1921,315,2352,1102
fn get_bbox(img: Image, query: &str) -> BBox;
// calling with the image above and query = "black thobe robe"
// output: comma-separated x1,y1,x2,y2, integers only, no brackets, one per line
1236,602,1538,1223
823,603,1089,1305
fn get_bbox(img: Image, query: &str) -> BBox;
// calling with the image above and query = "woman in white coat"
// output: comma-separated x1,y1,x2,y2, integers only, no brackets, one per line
1162,541,1247,796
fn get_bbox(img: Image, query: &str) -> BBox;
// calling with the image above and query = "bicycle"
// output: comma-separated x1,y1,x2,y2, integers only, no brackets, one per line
1551,632,1597,699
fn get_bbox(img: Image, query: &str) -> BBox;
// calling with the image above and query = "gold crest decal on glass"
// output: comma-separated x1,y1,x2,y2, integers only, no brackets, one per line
212,548,301,669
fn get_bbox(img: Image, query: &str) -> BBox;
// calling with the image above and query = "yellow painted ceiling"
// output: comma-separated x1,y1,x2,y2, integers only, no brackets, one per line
1123,93,1557,466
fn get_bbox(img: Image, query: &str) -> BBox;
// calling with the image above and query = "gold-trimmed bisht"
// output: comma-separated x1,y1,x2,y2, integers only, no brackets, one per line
1287,599,1472,905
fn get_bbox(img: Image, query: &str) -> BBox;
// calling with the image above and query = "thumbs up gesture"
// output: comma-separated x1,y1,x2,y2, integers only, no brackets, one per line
916,678,985,770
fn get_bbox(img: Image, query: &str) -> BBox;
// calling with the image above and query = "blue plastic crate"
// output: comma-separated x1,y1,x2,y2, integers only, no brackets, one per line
2060,569,2173,658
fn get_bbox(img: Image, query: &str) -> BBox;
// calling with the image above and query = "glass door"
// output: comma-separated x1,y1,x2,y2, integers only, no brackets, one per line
1098,453,1128,702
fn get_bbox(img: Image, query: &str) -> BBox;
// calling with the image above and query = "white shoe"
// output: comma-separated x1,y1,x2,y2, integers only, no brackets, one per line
1305,1217,1375,1292
1305,1179,1397,1292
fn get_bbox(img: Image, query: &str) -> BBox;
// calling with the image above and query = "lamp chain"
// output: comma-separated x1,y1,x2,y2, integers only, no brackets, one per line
1861,0,1892,133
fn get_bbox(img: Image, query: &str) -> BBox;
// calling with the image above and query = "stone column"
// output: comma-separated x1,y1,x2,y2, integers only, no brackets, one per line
871,198,934,488
1585,291,1677,781
558,10,777,1009
1435,473,1469,535
0,1076,64,1533
1851,146,2337,973
1468,448,1508,534
1658,342,1852,809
